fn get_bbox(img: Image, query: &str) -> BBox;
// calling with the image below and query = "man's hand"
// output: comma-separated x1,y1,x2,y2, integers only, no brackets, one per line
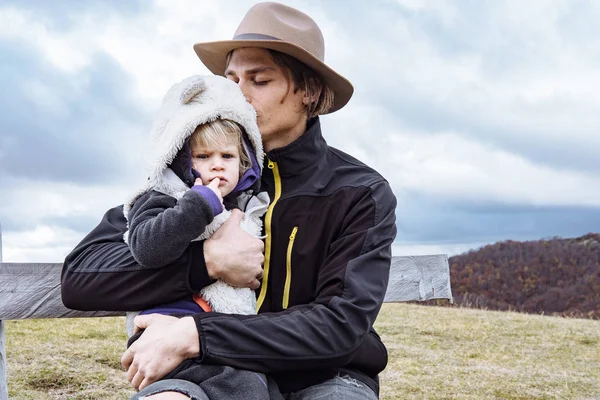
121,315,199,391
204,209,265,289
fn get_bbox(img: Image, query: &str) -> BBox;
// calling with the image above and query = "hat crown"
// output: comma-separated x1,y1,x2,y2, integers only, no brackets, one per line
193,2,354,113
233,2,325,61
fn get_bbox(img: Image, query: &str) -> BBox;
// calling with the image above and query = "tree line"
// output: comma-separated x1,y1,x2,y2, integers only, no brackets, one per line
437,233,600,319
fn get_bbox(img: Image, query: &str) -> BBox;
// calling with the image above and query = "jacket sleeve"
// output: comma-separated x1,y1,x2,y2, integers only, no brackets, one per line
128,190,215,268
193,179,396,373
61,204,214,311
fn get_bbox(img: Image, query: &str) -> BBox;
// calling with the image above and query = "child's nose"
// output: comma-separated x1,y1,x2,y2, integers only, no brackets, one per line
211,158,225,170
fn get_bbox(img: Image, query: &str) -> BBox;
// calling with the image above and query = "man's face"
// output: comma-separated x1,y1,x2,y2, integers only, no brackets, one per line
225,48,308,151
191,139,240,197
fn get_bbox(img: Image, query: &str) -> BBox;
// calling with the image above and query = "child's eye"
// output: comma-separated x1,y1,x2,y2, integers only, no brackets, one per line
195,154,209,159
222,154,236,159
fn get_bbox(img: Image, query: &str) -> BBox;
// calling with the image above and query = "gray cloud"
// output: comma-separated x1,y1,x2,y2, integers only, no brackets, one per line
0,38,150,185
331,1,600,175
0,213,100,238
375,89,600,175
396,191,600,244
15,0,147,31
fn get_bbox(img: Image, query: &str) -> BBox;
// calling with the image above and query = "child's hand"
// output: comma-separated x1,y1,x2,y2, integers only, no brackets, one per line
197,177,223,206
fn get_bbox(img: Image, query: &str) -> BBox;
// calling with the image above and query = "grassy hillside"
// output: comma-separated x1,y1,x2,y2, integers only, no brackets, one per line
449,233,600,318
5,304,600,399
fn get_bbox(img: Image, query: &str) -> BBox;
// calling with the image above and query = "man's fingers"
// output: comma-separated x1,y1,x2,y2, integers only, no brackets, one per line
124,351,137,383
130,369,144,391
121,348,133,371
228,208,244,223
249,278,261,290
133,315,151,332
134,314,178,334
139,377,155,391
256,248,265,262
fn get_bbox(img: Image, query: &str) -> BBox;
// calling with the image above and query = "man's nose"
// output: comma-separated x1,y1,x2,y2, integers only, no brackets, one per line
237,80,253,104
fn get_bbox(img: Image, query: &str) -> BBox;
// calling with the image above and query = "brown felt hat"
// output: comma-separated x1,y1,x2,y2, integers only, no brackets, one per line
193,2,354,114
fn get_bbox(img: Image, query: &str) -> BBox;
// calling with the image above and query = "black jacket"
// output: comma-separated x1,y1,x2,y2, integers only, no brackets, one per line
61,118,397,394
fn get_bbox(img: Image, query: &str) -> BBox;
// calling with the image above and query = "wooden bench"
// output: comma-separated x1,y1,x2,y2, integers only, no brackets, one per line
0,233,452,400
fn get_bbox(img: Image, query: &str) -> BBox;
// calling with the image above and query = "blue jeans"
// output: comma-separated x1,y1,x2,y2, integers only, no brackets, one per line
130,374,377,399
284,374,378,400
131,379,209,400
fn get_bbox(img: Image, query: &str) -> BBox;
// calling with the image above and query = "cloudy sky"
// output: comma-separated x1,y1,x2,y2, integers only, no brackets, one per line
1,0,599,262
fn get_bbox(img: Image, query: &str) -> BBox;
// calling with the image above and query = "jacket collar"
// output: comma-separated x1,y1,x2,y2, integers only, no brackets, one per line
264,117,327,177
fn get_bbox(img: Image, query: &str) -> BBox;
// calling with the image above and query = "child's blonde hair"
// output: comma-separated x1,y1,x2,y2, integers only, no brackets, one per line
190,119,252,176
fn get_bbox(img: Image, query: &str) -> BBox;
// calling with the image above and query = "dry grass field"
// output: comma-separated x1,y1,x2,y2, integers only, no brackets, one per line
5,304,600,399
377,304,599,400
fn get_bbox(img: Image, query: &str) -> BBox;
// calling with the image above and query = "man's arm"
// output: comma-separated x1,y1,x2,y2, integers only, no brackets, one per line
61,206,264,311
61,204,211,311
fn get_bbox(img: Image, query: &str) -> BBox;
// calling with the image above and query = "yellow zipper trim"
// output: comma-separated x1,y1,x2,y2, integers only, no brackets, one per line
256,158,281,311
282,226,298,309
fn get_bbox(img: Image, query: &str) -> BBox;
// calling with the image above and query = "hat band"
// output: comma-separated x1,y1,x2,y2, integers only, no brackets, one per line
233,33,281,41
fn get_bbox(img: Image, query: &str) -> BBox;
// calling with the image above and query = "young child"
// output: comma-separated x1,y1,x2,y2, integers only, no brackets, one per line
123,75,271,399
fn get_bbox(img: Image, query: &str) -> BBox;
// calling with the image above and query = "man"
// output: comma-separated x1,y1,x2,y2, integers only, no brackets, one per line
61,2,397,399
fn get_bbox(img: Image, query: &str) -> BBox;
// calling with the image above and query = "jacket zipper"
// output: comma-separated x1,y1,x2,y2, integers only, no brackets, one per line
282,226,298,309
256,157,281,312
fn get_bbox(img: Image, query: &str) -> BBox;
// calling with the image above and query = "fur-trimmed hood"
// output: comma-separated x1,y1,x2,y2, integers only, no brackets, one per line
124,75,262,216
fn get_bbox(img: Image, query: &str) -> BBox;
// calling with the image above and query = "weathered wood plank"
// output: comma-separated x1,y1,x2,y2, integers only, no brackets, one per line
1,255,452,320
0,263,123,320
384,254,453,302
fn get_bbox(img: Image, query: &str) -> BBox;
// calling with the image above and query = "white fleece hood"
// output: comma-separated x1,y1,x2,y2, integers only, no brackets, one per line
124,75,263,216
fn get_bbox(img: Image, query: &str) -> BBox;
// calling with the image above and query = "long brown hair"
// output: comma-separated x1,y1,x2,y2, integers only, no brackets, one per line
266,49,335,118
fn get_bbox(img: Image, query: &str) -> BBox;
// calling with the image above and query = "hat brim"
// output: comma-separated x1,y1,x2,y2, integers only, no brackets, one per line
193,39,353,114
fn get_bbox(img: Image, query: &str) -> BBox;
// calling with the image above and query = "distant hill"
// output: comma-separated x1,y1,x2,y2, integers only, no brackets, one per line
447,233,600,319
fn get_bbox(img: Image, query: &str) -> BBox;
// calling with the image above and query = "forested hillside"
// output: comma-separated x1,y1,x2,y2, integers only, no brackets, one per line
448,233,600,318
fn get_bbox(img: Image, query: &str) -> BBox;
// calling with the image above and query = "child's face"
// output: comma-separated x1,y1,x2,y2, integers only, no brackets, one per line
191,139,241,197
